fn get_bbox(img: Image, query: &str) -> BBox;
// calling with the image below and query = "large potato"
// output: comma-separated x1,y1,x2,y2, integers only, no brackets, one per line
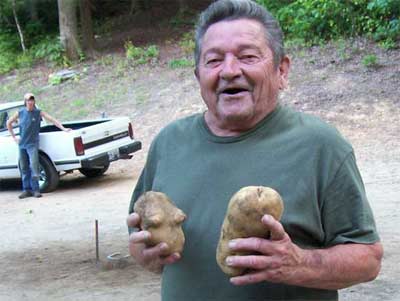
134,191,186,254
216,186,284,276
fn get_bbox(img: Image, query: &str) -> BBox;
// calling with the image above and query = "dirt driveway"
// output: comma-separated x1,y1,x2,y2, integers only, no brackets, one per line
1,107,399,301
0,159,163,301
1,42,399,300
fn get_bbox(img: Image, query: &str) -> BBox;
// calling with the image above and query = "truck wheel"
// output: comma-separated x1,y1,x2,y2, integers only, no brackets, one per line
39,154,59,193
79,163,109,178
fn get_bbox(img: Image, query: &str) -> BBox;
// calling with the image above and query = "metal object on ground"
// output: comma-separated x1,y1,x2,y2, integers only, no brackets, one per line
104,252,131,269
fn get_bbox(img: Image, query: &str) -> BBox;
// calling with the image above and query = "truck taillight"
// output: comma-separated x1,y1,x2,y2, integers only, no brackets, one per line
74,137,85,156
128,122,134,139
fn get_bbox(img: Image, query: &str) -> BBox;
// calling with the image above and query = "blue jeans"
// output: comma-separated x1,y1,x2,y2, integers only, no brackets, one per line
19,145,40,193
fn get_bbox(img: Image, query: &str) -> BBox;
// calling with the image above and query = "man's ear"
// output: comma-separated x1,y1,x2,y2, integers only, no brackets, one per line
278,56,291,90
194,67,200,81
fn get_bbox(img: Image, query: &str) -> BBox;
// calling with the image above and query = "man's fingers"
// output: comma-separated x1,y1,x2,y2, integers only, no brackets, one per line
127,212,140,228
129,230,151,244
141,242,169,261
229,237,273,254
226,254,276,270
227,215,286,250
262,214,286,241
230,270,273,286
228,215,289,254
160,252,181,265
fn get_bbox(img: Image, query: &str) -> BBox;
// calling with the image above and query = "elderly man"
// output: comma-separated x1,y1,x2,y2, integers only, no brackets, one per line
127,0,383,300
7,93,70,199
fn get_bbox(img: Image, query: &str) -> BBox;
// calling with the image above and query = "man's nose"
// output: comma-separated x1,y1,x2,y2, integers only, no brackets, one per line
220,55,242,80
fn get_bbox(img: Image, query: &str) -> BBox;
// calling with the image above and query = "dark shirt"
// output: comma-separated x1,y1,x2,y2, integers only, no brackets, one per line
18,107,41,147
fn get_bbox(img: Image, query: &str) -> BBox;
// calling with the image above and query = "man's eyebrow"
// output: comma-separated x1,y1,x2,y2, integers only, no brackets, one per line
202,44,264,58
236,44,264,53
202,48,223,57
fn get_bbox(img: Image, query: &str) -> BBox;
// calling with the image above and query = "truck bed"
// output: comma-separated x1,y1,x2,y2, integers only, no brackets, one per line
39,119,111,133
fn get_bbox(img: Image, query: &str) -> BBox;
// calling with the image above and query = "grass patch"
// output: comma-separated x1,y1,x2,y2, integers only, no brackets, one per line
179,32,195,56
361,54,379,68
168,58,194,69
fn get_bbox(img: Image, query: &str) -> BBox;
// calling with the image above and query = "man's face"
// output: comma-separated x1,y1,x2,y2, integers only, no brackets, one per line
26,99,35,111
196,18,289,134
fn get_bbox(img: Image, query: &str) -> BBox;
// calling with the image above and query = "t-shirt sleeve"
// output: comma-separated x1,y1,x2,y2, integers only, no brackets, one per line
321,152,380,246
128,140,159,234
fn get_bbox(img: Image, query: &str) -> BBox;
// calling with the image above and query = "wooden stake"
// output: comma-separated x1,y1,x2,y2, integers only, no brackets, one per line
95,219,99,262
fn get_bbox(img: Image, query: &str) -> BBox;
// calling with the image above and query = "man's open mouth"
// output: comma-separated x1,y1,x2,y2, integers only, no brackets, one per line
221,87,249,95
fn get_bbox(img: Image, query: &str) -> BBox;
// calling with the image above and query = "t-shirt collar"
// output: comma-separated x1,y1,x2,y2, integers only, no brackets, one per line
199,103,283,143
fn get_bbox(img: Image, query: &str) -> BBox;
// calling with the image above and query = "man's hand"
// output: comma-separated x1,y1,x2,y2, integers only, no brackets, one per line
13,136,20,144
226,214,383,290
127,212,181,273
227,214,307,286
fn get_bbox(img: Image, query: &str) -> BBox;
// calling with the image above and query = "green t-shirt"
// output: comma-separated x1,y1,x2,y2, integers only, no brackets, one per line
129,104,379,301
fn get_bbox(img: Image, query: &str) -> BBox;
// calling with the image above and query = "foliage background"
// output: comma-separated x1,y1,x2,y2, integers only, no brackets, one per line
0,0,399,74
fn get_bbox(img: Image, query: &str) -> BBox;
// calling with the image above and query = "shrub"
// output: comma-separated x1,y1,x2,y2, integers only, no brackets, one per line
146,45,159,58
0,53,17,74
364,0,400,44
179,32,195,56
48,74,63,86
0,31,20,73
361,54,379,67
16,53,34,69
170,8,196,28
257,0,399,45
125,41,159,65
255,0,294,14
31,36,66,66
24,21,47,47
277,0,365,43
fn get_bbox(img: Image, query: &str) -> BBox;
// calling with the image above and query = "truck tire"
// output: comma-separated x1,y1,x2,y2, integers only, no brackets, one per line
39,154,59,193
79,163,109,178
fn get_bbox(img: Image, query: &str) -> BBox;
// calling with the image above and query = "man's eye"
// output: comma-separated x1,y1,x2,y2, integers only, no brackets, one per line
240,55,259,64
205,58,222,67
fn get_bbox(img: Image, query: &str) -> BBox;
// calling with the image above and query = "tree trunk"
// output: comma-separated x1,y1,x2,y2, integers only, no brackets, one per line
11,0,26,52
130,0,138,14
178,0,186,13
130,0,151,14
29,0,39,22
58,0,80,61
79,0,95,58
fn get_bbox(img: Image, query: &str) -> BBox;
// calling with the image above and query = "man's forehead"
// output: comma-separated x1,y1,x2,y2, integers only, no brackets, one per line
205,18,264,36
201,18,268,53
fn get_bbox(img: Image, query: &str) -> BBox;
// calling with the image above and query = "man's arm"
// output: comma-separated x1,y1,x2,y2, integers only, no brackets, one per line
40,111,71,132
6,111,20,144
227,215,383,290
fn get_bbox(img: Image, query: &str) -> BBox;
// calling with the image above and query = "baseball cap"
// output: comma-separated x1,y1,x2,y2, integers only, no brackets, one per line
24,93,35,101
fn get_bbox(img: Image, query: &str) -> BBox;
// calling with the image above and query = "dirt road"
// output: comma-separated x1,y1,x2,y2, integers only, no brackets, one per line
1,42,399,300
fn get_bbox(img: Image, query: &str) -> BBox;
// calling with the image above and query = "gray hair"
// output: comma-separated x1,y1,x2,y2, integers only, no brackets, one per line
194,0,285,68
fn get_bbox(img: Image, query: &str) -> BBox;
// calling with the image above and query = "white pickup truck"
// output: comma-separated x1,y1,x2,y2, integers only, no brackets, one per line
0,101,141,192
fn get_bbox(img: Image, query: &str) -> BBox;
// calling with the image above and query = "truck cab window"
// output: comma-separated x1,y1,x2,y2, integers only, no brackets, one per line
0,112,7,131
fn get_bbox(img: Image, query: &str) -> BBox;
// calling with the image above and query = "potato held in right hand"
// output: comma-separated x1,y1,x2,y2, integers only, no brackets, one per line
216,186,284,276
134,191,186,255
